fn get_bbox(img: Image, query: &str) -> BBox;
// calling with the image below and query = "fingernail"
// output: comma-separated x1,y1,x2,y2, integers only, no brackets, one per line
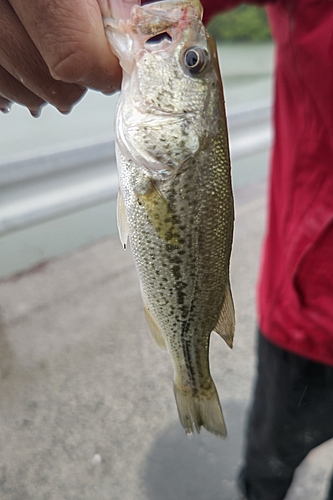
59,108,72,115
102,88,117,96
30,108,42,118
1,104,12,114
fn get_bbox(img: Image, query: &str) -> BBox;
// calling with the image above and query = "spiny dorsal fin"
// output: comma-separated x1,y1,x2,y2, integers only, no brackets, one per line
214,282,235,349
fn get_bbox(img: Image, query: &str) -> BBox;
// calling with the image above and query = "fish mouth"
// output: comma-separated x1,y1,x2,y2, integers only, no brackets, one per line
103,0,208,78
131,1,203,51
104,0,203,46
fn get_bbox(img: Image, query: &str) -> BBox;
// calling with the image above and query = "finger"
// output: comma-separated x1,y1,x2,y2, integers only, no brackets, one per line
98,0,138,20
0,95,12,113
0,65,45,113
0,0,85,112
9,0,122,92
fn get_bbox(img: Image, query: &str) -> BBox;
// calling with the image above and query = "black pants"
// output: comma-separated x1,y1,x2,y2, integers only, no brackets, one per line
238,331,333,500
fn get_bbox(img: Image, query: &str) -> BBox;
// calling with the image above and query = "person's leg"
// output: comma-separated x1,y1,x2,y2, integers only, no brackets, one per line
238,330,333,500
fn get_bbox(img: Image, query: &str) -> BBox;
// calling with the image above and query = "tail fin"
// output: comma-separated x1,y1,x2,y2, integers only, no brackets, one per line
173,383,227,438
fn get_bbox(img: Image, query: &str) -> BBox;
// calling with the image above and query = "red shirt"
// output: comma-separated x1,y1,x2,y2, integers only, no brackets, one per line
203,0,333,366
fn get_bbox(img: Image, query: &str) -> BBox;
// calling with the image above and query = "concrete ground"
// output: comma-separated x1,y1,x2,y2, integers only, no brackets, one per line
0,179,332,500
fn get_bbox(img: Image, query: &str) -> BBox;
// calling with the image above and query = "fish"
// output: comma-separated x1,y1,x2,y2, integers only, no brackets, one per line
103,0,235,437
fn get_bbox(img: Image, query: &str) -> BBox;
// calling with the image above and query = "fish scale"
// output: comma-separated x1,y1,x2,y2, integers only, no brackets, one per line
104,0,235,437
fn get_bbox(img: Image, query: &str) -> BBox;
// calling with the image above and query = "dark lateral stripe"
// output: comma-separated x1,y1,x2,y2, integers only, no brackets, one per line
181,335,199,396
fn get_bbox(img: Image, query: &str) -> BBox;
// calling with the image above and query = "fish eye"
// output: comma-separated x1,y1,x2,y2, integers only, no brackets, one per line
183,46,209,75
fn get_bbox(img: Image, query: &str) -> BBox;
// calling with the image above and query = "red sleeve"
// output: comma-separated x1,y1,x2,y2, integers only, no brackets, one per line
202,1,271,23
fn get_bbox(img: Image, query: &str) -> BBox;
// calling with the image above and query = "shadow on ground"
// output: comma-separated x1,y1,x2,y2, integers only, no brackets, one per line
143,400,248,500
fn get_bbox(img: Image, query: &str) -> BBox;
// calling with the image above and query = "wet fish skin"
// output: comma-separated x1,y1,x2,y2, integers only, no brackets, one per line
104,0,235,437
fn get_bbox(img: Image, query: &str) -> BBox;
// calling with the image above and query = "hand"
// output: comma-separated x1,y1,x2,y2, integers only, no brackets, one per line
0,0,121,115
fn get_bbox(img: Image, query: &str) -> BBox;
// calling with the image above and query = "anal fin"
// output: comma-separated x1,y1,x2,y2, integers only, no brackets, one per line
143,302,167,350
214,282,235,348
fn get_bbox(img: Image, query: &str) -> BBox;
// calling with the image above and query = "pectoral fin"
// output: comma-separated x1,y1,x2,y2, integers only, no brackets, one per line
117,188,129,250
214,282,235,348
143,301,167,350
137,180,179,247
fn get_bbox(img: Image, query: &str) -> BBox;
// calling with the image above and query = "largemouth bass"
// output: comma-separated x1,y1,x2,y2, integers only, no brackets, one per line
103,0,235,437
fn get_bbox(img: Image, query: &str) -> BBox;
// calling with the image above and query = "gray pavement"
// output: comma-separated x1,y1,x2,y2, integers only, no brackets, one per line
0,180,332,500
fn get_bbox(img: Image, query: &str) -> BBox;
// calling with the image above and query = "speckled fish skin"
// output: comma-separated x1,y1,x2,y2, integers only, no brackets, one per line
104,0,235,437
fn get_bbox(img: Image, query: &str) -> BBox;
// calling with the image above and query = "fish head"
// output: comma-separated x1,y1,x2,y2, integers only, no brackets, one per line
105,0,224,179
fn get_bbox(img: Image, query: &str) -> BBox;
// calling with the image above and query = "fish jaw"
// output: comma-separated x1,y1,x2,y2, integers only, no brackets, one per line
104,1,209,81
105,1,222,179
